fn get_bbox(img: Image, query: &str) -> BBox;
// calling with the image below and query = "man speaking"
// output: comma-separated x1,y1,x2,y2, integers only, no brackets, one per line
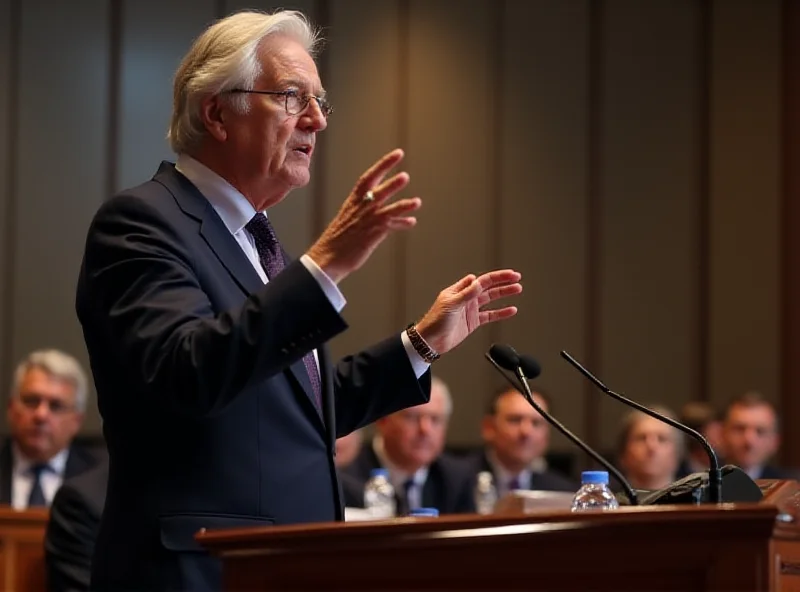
76,9,522,591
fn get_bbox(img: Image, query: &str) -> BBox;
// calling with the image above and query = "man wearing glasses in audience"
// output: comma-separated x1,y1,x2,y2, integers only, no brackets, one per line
1,350,104,509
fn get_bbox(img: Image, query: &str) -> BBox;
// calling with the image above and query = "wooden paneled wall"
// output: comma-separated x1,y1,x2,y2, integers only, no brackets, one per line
0,0,789,455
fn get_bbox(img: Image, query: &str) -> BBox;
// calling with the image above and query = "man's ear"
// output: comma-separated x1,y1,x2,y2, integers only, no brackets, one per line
200,95,228,142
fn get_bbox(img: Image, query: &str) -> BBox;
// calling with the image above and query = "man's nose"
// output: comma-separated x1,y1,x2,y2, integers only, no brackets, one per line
300,98,327,132
32,402,50,420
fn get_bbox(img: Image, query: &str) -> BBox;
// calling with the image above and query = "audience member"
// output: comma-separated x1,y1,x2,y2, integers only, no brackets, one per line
721,391,791,480
677,400,723,477
342,376,473,514
1,350,104,509
617,406,683,492
470,385,574,498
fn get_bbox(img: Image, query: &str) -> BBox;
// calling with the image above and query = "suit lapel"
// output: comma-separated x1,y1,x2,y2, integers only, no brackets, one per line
154,162,263,296
154,162,327,431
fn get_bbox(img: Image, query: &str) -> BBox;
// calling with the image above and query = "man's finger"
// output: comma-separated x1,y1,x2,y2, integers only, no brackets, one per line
476,269,522,289
377,197,422,217
478,306,519,325
354,149,405,197
368,172,411,205
478,283,523,306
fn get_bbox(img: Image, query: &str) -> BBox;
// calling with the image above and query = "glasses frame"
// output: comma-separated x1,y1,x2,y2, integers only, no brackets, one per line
228,89,333,118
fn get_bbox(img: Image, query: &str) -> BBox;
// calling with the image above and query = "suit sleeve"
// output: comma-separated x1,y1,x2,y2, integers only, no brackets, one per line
332,336,431,437
45,484,99,592
78,193,348,418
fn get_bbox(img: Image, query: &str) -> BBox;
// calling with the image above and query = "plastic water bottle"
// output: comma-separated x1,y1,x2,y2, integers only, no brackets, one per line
474,471,498,515
363,468,396,519
409,507,439,517
570,470,619,511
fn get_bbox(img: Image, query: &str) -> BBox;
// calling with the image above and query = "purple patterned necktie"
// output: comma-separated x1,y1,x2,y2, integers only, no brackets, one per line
508,476,521,492
245,213,322,409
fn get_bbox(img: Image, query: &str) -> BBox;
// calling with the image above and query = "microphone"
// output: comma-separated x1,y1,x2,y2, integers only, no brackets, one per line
486,344,639,506
559,350,722,504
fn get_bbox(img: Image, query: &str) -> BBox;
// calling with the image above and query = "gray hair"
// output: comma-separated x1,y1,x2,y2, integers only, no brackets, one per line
12,350,88,412
168,9,321,154
431,375,453,417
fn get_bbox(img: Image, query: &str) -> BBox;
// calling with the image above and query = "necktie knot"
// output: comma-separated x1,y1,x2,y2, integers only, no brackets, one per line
246,213,280,250
30,463,51,477
508,476,521,491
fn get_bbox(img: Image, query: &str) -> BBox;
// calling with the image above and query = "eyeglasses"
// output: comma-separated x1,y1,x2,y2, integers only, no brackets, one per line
18,394,75,415
228,89,333,118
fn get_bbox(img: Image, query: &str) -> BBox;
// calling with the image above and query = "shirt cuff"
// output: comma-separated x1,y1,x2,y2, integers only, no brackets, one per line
300,254,346,313
402,330,431,379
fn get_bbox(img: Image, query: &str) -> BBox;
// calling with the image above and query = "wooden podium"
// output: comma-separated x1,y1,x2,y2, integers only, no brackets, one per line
198,503,778,591
0,507,48,592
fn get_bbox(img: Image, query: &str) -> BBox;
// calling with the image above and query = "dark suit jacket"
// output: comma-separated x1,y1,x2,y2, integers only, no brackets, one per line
45,461,108,592
468,450,576,493
754,465,799,480
0,440,104,506
341,443,476,514
75,163,430,591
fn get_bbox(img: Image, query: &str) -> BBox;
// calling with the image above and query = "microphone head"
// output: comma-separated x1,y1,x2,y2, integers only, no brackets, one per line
488,343,520,371
518,354,542,379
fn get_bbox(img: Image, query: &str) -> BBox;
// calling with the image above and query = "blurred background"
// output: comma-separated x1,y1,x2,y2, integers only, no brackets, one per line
0,0,798,468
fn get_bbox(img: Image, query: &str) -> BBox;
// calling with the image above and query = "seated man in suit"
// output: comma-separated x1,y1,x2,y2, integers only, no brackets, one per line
471,386,574,499
45,461,109,592
617,405,683,492
677,400,724,477
342,376,474,514
721,391,793,480
2,350,104,509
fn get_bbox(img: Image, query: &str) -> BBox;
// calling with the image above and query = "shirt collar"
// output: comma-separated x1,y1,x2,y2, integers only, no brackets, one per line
485,448,531,490
745,464,764,480
372,436,429,490
175,153,260,235
12,444,69,477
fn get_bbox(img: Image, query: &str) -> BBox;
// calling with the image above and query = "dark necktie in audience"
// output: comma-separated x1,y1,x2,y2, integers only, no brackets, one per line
27,463,50,508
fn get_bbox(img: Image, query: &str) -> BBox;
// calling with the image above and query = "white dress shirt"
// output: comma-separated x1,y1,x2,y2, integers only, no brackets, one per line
11,445,69,510
372,435,429,510
174,154,429,379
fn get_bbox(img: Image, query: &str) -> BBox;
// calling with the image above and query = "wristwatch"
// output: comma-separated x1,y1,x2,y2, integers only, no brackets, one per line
406,322,441,364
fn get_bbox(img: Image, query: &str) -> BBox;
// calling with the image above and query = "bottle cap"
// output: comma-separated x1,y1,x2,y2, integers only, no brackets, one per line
409,507,439,517
477,471,494,484
370,468,389,479
581,470,609,485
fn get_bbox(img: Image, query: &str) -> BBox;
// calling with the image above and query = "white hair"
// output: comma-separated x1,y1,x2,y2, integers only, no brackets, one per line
12,349,88,413
431,375,453,417
168,9,321,154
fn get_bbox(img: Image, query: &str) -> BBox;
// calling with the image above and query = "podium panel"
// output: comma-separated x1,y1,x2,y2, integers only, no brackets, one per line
198,504,776,591
0,507,48,592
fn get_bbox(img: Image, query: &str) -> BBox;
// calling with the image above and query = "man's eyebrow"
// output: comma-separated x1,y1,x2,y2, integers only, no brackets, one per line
279,78,327,97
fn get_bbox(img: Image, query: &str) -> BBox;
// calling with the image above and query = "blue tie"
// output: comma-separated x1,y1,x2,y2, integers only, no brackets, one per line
27,463,50,508
246,213,322,409
403,478,417,511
